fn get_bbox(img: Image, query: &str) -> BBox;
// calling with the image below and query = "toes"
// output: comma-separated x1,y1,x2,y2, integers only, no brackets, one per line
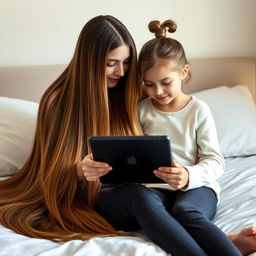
252,227,256,235
242,226,256,236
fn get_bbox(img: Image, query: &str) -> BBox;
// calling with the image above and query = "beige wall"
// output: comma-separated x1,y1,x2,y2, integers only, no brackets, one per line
0,0,255,66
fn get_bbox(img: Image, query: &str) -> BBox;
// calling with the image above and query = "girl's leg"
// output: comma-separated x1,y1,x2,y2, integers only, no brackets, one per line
95,184,208,256
171,187,242,256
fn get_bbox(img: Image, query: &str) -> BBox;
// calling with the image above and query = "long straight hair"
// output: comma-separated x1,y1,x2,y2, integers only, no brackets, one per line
0,15,142,241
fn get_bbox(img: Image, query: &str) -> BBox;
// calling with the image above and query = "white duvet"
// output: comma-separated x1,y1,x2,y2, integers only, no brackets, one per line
0,155,256,256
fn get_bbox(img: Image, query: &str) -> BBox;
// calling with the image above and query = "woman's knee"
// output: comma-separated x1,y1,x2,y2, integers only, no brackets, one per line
97,184,165,215
97,184,156,204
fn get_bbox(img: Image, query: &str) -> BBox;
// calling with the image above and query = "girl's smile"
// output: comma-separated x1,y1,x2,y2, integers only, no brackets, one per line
155,95,169,101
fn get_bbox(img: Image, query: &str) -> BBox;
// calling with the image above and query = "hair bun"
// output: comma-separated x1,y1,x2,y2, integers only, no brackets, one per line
148,19,177,38
161,19,177,33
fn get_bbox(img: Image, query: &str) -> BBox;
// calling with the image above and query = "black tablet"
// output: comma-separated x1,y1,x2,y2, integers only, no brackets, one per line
89,136,172,184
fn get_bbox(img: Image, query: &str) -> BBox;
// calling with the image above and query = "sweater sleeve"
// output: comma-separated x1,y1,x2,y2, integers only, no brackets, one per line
183,102,224,190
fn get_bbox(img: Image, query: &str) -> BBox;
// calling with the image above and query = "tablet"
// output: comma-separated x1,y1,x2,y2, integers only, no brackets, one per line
89,136,172,184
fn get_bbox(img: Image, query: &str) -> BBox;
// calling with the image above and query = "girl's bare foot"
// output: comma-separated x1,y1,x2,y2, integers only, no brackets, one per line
227,227,256,256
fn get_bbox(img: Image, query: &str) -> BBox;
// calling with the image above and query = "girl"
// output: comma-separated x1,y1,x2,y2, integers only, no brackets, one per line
0,15,142,241
136,18,242,255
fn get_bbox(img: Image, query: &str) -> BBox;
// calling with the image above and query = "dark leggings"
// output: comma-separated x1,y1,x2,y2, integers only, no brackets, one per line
95,184,241,256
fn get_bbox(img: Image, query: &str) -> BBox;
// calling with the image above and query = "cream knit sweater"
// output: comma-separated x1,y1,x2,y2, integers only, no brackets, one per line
138,96,224,200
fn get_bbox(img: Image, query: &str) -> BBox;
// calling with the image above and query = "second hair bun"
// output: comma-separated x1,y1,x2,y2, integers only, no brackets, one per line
148,19,177,38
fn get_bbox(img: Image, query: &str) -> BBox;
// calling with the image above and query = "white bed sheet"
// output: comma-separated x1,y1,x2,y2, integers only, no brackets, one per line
213,155,256,233
0,155,255,256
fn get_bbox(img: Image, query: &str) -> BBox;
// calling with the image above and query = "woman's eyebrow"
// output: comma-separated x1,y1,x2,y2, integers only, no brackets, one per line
107,57,130,62
107,59,118,61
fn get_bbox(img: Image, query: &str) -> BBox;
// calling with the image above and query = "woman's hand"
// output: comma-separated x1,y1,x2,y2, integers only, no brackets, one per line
76,153,112,182
154,160,189,190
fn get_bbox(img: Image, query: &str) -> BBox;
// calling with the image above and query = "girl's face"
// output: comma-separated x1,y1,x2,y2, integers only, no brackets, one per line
142,59,189,108
106,44,130,88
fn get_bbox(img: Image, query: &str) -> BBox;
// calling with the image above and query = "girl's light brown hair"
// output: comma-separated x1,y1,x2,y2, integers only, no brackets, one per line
0,15,142,241
138,19,191,83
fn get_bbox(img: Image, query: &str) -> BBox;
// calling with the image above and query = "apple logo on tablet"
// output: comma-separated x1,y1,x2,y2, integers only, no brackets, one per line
126,155,137,165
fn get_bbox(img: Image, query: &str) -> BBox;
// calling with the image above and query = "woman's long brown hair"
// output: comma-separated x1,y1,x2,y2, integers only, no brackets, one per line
0,15,142,241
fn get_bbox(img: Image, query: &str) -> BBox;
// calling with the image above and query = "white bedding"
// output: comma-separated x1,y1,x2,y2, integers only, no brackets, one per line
213,155,256,233
0,155,256,256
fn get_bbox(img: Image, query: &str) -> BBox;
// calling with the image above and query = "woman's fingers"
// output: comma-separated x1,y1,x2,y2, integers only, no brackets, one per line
83,153,110,168
86,170,110,181
84,167,112,176
77,153,112,181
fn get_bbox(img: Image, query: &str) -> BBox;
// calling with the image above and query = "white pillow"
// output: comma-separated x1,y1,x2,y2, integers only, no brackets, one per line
191,85,256,157
0,97,38,176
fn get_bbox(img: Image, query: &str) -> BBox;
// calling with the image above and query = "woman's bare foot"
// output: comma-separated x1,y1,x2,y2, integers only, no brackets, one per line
227,227,256,256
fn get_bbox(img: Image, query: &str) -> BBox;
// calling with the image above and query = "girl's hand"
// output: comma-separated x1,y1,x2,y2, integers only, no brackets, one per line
76,153,112,182
154,160,189,190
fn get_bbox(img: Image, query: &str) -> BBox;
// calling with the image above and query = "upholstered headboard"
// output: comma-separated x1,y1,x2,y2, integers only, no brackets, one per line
0,57,255,102
185,57,256,101
0,65,66,102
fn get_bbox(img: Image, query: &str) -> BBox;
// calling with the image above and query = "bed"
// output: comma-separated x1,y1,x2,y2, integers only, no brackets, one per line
0,57,256,256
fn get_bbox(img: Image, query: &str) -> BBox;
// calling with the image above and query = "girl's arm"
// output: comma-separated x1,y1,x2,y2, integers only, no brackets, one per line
183,102,224,190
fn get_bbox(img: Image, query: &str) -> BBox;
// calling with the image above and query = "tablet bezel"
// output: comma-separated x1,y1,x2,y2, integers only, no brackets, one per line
89,135,172,184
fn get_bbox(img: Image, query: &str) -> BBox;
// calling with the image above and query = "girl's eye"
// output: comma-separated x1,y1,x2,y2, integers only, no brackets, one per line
162,81,172,86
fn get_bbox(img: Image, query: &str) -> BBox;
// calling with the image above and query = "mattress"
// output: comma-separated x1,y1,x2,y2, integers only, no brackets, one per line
0,155,255,256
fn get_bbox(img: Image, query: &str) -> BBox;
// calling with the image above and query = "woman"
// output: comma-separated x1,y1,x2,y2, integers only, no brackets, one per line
0,15,142,241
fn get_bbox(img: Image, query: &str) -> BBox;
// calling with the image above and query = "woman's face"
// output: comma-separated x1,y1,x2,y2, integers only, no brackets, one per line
106,44,130,88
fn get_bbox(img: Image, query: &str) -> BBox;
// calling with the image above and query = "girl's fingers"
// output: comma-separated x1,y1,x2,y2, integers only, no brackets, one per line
154,170,178,179
157,167,172,172
158,167,181,174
